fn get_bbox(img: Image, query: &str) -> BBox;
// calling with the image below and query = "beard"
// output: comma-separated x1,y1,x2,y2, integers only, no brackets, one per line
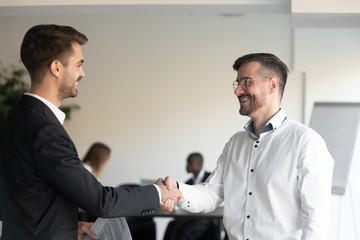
238,93,266,116
59,75,80,100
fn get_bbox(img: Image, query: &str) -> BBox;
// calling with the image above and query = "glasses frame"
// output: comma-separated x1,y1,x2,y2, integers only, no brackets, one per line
233,77,273,91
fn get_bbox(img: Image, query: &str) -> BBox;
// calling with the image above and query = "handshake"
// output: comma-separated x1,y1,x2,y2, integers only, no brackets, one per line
155,177,182,212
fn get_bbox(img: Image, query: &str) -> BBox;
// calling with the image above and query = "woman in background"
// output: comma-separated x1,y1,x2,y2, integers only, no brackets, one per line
82,142,111,180
79,142,111,222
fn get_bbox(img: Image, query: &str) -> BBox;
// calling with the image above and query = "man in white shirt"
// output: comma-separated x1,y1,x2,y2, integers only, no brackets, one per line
165,53,334,240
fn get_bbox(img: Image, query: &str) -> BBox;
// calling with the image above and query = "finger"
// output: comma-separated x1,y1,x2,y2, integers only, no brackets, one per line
80,222,99,240
165,199,175,211
83,228,99,240
160,199,174,211
155,178,164,185
86,231,99,240
164,177,175,190
177,190,183,201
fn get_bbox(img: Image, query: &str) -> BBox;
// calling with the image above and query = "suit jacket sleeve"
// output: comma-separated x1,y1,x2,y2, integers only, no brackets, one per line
33,122,159,217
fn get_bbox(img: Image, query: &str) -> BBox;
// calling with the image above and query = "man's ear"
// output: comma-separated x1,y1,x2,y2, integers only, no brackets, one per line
49,60,62,77
269,77,279,92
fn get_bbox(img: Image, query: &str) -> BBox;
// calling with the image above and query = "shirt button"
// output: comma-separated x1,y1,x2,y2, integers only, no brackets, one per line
250,169,254,172
249,192,252,195
247,215,250,219
254,145,258,148
256,140,259,143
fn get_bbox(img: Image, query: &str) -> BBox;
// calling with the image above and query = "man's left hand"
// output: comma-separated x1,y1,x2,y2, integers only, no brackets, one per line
78,221,99,240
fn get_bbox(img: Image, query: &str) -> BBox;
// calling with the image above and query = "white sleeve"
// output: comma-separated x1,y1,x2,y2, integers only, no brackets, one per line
297,129,334,240
177,146,227,213
152,184,161,203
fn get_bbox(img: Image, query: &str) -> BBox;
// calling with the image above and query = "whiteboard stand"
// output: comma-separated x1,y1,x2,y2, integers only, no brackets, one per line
309,102,360,195
309,102,360,240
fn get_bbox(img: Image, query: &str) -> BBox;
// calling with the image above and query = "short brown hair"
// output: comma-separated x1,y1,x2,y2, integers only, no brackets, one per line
20,24,88,81
233,53,289,99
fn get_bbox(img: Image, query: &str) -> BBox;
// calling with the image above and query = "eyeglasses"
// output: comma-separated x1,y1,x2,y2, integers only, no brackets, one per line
232,77,272,91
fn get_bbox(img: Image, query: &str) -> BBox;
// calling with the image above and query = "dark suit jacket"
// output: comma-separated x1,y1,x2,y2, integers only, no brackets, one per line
185,171,211,185
0,95,159,240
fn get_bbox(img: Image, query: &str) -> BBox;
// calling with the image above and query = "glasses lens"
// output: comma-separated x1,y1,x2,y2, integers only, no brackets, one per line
233,81,239,91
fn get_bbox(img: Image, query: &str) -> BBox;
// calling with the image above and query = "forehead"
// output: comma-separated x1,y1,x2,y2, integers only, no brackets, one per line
237,61,262,78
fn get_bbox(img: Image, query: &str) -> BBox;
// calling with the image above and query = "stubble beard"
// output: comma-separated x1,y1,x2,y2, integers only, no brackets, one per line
59,74,79,100
239,94,266,116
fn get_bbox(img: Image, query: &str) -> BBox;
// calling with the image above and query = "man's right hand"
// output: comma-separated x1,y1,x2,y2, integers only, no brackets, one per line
155,178,182,212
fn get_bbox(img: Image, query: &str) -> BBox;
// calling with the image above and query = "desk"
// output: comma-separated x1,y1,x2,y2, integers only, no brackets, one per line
154,207,224,219
154,207,225,240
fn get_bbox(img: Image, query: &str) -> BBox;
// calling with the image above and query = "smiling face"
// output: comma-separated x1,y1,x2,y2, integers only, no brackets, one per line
58,42,85,100
234,61,271,118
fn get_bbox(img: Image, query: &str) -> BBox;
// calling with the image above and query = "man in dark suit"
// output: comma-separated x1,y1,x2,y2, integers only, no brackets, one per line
0,24,182,240
184,153,211,186
163,153,215,240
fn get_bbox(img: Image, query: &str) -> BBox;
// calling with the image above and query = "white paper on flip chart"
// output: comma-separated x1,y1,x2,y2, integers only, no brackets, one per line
84,217,132,240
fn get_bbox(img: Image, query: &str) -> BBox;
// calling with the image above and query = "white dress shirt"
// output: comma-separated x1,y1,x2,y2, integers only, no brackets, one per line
83,164,94,175
178,109,334,240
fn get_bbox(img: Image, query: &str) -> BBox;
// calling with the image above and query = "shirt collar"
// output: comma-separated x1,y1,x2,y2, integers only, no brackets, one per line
244,108,287,135
24,93,66,125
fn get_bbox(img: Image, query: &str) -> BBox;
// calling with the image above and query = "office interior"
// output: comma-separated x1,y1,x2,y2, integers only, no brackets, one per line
0,0,360,239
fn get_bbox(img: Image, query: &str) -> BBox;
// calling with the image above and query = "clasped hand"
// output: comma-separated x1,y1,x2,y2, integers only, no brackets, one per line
156,177,182,212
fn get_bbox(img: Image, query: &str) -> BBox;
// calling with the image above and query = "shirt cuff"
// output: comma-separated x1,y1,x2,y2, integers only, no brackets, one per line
153,184,162,203
176,182,186,207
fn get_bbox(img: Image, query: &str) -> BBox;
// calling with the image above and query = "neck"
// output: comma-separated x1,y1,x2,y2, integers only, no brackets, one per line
251,106,280,138
193,170,201,178
30,85,62,108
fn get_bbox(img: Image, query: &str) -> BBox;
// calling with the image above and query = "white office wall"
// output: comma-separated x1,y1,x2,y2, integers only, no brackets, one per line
0,13,292,185
294,28,360,240
292,0,360,13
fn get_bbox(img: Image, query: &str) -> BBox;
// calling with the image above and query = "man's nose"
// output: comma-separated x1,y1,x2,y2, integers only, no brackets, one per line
234,85,244,96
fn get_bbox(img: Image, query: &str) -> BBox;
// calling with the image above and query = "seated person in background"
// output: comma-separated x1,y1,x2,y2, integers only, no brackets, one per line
82,142,111,180
184,152,211,185
79,142,111,222
163,153,216,240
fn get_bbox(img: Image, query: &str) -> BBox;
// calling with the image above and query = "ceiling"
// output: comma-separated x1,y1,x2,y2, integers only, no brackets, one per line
0,1,359,28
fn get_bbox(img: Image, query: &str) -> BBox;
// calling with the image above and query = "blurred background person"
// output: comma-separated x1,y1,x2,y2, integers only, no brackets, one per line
163,152,219,240
79,142,111,222
82,142,111,180
185,152,211,185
